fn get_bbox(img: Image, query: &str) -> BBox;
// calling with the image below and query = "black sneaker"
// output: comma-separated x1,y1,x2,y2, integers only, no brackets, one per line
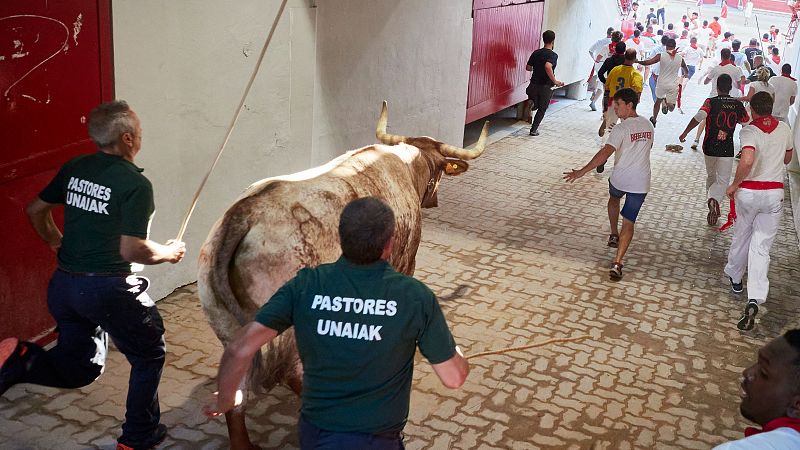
529,129,539,136
729,277,743,294
0,337,27,396
609,262,623,280
737,300,759,331
649,116,657,127
117,424,168,450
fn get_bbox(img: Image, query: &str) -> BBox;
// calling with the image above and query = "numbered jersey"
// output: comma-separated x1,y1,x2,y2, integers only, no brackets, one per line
605,65,644,100
699,95,749,157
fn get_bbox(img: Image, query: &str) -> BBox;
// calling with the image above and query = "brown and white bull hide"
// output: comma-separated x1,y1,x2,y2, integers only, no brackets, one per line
197,102,487,448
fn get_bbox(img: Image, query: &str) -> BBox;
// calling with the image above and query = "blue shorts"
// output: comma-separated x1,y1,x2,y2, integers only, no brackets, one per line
609,181,647,222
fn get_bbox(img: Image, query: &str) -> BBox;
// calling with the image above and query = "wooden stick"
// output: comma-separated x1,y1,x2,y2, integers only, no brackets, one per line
466,334,593,360
175,0,289,241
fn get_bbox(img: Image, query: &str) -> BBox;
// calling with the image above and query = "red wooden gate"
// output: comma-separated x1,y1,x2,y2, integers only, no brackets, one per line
466,0,545,124
0,1,113,342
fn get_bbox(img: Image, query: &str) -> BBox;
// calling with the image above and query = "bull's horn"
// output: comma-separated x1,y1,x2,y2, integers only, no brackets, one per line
376,100,407,145
439,120,489,160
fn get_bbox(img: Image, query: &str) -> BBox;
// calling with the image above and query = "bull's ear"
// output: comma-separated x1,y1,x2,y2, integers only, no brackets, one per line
444,159,469,176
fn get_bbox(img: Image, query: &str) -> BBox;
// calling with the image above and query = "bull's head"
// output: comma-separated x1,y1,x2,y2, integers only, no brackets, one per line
376,101,488,208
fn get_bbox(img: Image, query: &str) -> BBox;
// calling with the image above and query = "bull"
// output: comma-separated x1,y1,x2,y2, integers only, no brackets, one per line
197,102,487,449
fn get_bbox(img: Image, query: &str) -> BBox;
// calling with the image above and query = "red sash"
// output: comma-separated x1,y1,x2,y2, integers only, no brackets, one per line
720,181,785,232
740,181,784,190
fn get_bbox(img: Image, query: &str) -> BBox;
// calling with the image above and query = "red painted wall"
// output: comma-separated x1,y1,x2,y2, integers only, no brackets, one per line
0,1,113,342
466,0,545,124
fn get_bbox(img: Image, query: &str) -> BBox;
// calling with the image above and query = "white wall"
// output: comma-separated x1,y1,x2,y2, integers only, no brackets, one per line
542,0,621,86
782,39,800,245
113,0,474,299
311,0,473,163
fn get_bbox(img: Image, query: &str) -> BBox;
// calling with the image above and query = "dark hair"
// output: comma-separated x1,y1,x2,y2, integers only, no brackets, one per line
607,27,615,36
732,39,742,51
724,32,733,39
703,20,708,26
88,100,136,148
338,197,395,264
713,16,719,21
668,23,674,30
666,38,677,48
720,48,732,60
615,42,626,54
750,91,774,116
782,63,792,75
772,47,780,55
684,21,690,28
763,33,770,40
750,38,759,45
613,88,639,108
542,29,555,44
716,74,733,93
611,30,623,43
660,34,668,44
634,29,641,38
690,37,698,43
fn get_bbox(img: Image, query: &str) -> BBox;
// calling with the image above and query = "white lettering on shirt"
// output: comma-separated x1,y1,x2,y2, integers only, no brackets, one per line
316,319,382,341
65,176,111,214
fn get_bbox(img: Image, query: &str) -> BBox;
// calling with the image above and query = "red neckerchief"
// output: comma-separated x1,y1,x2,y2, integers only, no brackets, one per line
719,59,734,66
667,48,678,57
722,38,730,42
782,73,797,81
745,417,800,437
643,32,655,37
632,37,640,45
690,43,698,49
772,55,781,64
750,115,780,133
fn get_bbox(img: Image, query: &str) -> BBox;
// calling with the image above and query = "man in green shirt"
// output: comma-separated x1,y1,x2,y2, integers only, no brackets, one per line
205,197,469,448
0,101,185,450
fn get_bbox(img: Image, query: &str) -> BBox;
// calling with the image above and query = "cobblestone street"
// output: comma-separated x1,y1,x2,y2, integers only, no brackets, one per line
3,44,800,450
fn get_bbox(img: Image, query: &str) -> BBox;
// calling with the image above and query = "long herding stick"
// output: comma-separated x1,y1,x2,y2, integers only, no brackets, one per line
175,0,288,242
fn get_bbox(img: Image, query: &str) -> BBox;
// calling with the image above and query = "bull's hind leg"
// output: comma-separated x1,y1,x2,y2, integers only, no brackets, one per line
225,409,261,450
285,356,304,395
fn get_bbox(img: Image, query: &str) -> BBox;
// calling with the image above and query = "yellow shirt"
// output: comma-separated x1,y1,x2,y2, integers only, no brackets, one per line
605,65,643,98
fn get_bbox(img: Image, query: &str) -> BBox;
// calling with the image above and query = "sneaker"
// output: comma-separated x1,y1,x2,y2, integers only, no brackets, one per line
691,140,699,150
707,198,720,226
607,234,619,248
735,151,742,160
737,300,759,331
0,337,27,396
609,262,624,280
529,129,539,136
590,101,597,111
596,162,605,173
729,277,743,294
598,119,606,137
649,116,657,127
661,101,668,114
117,424,168,450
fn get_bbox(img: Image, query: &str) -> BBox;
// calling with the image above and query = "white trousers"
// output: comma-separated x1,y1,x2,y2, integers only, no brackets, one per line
724,189,784,303
704,155,734,202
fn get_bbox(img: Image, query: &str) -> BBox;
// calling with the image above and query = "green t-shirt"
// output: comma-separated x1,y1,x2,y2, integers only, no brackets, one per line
255,256,457,434
39,152,154,273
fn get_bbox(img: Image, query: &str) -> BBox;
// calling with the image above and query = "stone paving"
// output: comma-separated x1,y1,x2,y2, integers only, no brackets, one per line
3,18,800,450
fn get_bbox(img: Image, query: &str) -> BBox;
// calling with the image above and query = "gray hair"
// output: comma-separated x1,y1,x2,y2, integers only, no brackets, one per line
87,100,136,148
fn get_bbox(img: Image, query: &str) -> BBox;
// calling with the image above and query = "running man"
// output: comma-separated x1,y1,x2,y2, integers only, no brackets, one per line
724,92,793,330
679,74,749,226
638,38,689,127
564,88,653,281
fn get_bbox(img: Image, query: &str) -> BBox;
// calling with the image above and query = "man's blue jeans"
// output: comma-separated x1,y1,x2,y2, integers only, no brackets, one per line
18,269,165,444
299,415,405,449
649,74,658,103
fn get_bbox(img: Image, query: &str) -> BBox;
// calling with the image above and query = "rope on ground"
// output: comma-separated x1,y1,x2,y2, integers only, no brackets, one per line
466,334,593,360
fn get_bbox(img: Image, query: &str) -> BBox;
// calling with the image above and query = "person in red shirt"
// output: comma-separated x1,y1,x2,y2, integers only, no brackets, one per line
709,17,722,38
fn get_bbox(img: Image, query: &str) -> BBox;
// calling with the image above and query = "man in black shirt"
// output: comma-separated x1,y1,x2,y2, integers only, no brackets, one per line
744,38,763,68
526,29,565,136
679,74,749,226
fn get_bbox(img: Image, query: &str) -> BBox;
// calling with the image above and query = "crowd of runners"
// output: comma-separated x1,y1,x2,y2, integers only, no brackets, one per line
549,3,797,333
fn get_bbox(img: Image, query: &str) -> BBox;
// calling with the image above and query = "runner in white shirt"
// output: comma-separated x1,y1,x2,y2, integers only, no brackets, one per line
768,64,797,123
682,37,705,80
723,92,793,330
589,28,615,112
697,21,713,56
712,331,800,449
564,88,653,281
638,38,689,126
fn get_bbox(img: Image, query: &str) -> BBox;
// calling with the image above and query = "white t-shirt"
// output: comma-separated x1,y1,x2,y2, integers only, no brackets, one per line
682,46,704,67
749,81,775,99
676,37,690,51
698,27,713,45
708,63,744,97
590,37,612,73
718,39,733,51
658,51,684,86
607,115,654,194
713,428,800,449
739,119,793,183
769,75,798,118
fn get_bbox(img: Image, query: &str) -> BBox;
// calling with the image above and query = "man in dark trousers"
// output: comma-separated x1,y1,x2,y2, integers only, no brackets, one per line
526,29,565,136
205,197,469,449
0,101,186,450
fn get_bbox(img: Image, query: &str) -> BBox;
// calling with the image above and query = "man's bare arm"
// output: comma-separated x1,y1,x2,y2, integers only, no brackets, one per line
25,198,62,251
431,347,469,389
